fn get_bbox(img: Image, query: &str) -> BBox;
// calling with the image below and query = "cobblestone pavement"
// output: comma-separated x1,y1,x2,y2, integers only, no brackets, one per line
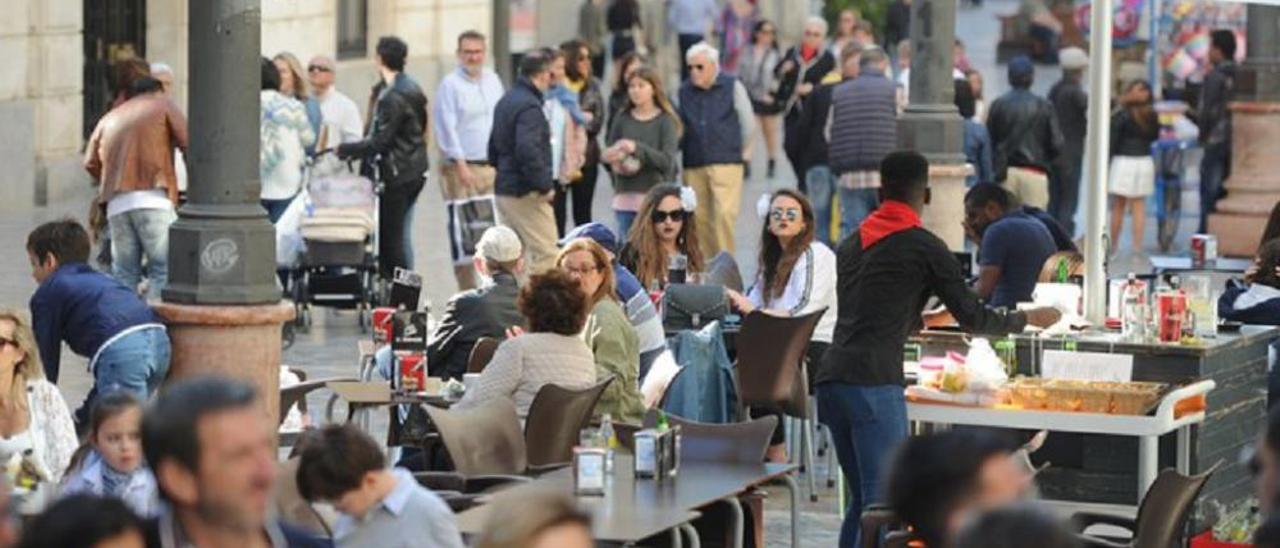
2,1,1203,543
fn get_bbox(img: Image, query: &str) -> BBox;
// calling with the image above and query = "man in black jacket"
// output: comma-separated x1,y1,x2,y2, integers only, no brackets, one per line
426,226,525,380
338,36,429,279
817,151,1059,547
1047,47,1089,237
490,49,557,273
987,56,1063,211
792,41,863,246
1196,30,1237,234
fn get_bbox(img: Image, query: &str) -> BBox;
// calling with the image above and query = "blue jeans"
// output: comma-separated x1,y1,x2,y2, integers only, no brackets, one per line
110,208,176,300
616,210,638,242
807,166,836,245
838,187,880,242
817,383,909,548
78,326,171,426
1199,143,1229,234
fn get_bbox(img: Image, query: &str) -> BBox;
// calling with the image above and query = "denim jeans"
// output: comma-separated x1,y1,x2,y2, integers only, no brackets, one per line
1199,143,1229,234
817,383,909,548
615,210,638,241
110,208,177,300
838,187,880,242
78,326,171,427
807,166,836,245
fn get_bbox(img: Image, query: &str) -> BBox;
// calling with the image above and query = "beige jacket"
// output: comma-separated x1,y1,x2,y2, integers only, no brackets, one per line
84,92,188,204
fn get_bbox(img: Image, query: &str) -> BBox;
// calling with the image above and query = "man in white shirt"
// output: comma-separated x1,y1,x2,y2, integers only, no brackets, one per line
307,55,364,174
433,30,505,290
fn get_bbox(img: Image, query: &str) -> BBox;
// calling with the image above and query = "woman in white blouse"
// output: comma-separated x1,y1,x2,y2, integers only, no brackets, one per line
0,310,77,483
727,189,837,462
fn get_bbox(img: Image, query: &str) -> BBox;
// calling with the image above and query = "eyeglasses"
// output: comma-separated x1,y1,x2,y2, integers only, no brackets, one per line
651,209,687,223
307,65,332,73
770,208,801,222
563,265,601,276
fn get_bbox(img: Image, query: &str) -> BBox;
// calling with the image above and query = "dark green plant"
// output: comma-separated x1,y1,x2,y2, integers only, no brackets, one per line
823,0,890,42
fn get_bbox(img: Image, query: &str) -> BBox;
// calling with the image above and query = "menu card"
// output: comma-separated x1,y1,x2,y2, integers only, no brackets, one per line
1041,350,1133,382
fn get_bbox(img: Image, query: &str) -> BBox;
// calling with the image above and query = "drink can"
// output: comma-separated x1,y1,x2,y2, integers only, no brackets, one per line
372,307,396,342
398,352,426,392
1190,234,1218,268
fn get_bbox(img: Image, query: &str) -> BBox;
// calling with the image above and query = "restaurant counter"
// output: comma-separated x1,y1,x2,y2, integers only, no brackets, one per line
908,326,1277,516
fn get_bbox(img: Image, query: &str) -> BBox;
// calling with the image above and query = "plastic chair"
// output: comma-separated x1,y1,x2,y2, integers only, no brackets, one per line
278,370,359,446
524,377,614,469
418,399,531,501
1072,462,1221,548
466,337,500,374
274,457,334,539
734,308,826,501
666,413,777,464
858,504,916,548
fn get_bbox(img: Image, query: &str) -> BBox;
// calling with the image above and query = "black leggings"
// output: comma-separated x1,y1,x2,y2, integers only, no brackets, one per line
379,178,425,278
554,161,599,237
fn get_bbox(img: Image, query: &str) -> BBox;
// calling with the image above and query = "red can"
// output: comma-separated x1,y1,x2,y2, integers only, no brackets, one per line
1156,291,1188,343
398,353,426,392
372,307,396,343
1190,234,1218,268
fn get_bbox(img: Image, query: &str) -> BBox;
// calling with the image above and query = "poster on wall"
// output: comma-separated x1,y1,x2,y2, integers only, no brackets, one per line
1074,0,1149,46
1155,0,1245,85
511,0,538,52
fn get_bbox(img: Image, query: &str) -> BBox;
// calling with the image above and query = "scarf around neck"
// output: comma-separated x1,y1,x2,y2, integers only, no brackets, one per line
860,200,922,250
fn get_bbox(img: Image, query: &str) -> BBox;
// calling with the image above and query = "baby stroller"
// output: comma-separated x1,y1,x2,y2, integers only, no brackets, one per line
288,162,381,332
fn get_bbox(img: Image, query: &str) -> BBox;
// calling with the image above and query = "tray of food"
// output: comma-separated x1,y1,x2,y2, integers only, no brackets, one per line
1005,378,1168,415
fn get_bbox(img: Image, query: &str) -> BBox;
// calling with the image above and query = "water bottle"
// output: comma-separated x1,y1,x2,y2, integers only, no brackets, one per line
667,253,688,285
599,414,616,474
1122,273,1149,341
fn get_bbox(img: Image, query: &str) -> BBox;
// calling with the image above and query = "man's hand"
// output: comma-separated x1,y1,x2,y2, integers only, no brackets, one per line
455,161,479,189
962,220,981,246
505,325,526,339
1023,307,1062,328
797,83,814,97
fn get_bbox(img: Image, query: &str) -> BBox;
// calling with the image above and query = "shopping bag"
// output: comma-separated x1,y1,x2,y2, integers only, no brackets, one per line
446,194,498,265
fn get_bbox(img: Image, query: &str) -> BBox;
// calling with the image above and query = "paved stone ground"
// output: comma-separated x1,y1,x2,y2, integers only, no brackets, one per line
2,1,1205,544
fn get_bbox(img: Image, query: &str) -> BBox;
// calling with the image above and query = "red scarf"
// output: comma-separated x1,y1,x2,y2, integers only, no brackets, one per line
860,200,922,250
800,44,818,62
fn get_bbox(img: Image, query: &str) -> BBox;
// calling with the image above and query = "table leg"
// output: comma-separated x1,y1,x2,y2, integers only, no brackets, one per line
782,473,801,547
1138,435,1158,498
722,496,744,548
671,527,683,548
1177,426,1191,475
680,523,702,548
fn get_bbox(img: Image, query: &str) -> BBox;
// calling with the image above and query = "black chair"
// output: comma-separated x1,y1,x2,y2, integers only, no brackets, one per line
466,337,500,374
1072,462,1221,548
524,377,614,469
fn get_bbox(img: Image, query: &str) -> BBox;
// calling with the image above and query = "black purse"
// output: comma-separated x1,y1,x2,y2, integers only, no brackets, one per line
661,283,729,332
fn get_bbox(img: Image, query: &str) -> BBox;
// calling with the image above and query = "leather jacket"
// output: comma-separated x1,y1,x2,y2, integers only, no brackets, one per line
426,272,524,380
986,88,1063,180
84,92,188,204
339,72,429,185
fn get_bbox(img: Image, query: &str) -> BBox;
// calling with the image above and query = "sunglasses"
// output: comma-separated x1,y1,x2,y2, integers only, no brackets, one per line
307,65,332,73
651,209,686,223
771,208,801,222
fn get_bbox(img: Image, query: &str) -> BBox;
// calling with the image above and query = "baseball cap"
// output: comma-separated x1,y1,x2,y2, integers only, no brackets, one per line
558,222,618,254
1059,47,1088,70
1007,55,1035,84
477,226,523,262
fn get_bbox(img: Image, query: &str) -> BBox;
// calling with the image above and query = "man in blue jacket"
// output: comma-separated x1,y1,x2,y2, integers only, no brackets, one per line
26,219,170,427
490,49,557,273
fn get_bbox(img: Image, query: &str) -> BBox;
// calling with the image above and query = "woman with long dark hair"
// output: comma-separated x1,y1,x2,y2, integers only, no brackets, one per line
607,52,647,124
726,189,837,462
618,184,705,290
603,67,681,237
738,19,783,180
1108,80,1159,254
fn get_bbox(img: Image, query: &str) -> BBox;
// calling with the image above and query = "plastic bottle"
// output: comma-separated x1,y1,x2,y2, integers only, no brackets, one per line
656,409,670,432
599,414,616,474
1122,273,1148,341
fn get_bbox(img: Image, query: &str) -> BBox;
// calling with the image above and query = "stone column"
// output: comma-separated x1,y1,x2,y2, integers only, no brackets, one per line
897,0,969,250
493,0,511,83
158,0,291,421
1208,5,1280,257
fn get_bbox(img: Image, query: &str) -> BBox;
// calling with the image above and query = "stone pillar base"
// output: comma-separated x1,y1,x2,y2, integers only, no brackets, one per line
923,163,973,251
1209,102,1280,257
152,301,295,422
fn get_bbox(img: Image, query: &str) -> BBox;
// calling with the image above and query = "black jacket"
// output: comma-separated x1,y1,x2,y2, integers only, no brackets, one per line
577,77,607,170
828,71,898,174
1110,108,1158,157
987,88,1063,180
819,224,1027,387
776,46,836,118
490,77,553,197
885,0,912,49
1196,61,1235,147
790,80,839,171
426,272,524,380
339,72,429,186
1048,77,1088,157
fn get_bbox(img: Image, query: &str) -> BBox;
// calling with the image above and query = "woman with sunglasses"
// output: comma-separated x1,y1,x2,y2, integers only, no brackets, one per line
0,310,77,484
726,190,837,462
557,239,646,424
619,184,706,291
603,67,681,238
738,20,783,180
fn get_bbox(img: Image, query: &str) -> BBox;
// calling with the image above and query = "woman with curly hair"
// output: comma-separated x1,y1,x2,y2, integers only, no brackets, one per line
726,189,837,462
453,270,597,419
618,184,705,291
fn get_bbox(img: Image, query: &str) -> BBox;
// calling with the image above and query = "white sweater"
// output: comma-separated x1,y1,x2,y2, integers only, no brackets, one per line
747,241,838,343
453,332,597,418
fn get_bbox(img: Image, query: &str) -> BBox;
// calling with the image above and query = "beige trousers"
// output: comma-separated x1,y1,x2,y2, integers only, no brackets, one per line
1002,167,1050,209
684,164,745,257
496,191,559,275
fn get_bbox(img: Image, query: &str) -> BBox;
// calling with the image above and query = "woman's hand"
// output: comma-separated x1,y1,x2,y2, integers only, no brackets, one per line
725,289,756,314
505,326,526,339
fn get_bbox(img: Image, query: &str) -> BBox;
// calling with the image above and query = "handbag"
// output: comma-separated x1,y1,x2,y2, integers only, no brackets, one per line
446,193,498,265
661,284,730,332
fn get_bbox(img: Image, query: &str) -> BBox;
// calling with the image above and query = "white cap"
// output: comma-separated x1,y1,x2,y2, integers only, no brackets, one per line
1060,47,1088,70
477,226,523,262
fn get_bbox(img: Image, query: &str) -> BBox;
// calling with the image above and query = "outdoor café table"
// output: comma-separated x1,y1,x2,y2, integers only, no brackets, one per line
1149,255,1253,274
456,455,802,548
323,380,454,426
906,379,1215,512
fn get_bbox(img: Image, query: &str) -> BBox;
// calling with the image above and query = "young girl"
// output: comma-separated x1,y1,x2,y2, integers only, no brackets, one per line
60,392,158,518
1109,80,1159,254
